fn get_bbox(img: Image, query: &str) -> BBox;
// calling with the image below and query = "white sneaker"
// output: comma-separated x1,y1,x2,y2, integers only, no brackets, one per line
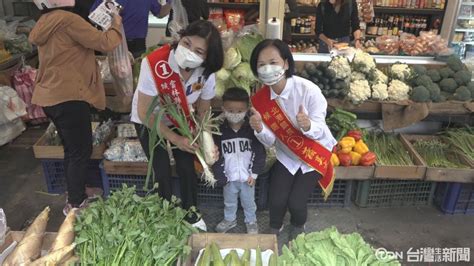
192,219,207,232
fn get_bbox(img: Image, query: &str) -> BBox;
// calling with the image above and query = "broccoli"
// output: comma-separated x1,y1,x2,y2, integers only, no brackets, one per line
325,68,337,79
467,81,474,98
427,83,441,101
439,67,455,79
414,75,434,88
300,70,310,79
304,63,318,75
447,55,464,72
426,69,441,82
453,86,471,101
410,86,431,102
412,65,427,76
439,78,458,93
453,70,472,86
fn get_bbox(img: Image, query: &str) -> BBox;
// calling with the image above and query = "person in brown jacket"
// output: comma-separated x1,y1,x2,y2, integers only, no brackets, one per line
29,0,122,215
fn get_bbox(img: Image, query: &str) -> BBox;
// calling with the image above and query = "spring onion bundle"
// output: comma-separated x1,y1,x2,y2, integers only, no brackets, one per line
413,139,468,168
442,128,474,162
146,95,221,187
74,185,197,265
365,132,413,166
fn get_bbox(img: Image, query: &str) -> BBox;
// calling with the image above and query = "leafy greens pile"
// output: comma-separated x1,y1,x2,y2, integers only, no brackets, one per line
74,185,197,265
279,227,400,266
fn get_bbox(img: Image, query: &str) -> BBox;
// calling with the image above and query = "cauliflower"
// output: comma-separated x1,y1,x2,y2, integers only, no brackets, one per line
368,68,388,85
352,50,376,74
348,80,371,104
389,63,414,82
351,71,366,82
371,83,389,100
388,79,411,101
328,56,351,80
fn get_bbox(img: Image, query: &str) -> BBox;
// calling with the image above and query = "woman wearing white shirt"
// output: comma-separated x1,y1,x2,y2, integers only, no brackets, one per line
249,39,337,240
130,20,223,230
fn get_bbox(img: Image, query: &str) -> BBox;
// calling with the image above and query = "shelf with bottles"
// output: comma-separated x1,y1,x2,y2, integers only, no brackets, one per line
373,0,445,9
364,14,440,38
373,7,445,15
289,16,316,35
288,39,318,53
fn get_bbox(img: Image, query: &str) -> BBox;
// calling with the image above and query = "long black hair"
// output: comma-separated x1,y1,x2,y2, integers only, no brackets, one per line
173,20,224,78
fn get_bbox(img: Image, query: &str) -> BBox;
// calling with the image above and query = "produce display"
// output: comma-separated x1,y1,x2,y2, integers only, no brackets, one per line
300,61,349,100
216,32,263,97
103,137,148,162
279,227,400,265
75,185,197,265
325,108,358,141
412,139,470,169
332,130,377,167
365,133,414,166
442,128,474,162
195,243,275,266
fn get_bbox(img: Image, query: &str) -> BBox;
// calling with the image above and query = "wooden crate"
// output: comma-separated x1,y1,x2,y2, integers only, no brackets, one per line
335,166,374,180
103,160,148,175
373,135,427,180
181,233,278,266
402,134,474,183
33,123,110,160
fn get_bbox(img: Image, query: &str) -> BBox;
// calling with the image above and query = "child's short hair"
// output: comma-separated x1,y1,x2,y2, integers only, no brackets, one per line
222,87,250,104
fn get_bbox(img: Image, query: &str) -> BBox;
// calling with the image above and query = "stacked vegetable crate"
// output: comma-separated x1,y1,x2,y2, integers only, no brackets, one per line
434,183,474,215
100,160,270,209
32,124,107,193
353,134,435,208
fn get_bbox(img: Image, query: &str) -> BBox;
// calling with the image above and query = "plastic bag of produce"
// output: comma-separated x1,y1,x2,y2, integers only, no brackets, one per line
399,33,422,56
0,118,25,146
0,85,27,124
108,24,134,96
376,35,399,55
168,0,189,40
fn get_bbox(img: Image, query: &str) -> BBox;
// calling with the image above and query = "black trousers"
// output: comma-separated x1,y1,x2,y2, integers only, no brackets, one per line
135,124,200,223
43,101,92,205
127,38,146,59
268,161,321,229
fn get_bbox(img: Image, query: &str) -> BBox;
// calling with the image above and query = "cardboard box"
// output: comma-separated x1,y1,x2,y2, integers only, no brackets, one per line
181,233,278,266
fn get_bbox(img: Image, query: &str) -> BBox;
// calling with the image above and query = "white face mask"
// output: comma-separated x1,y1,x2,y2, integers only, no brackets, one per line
224,111,247,124
257,64,286,86
174,44,204,69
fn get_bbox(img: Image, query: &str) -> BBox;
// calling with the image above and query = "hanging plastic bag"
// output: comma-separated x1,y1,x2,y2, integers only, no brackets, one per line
108,18,133,96
168,0,189,40
13,65,47,121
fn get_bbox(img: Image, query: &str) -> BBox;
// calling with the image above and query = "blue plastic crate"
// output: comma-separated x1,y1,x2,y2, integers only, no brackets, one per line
434,182,474,215
40,159,101,194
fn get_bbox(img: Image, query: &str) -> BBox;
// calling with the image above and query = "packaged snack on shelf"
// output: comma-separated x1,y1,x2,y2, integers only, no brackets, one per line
417,31,438,55
359,0,374,23
375,35,399,55
399,33,422,56
224,9,246,32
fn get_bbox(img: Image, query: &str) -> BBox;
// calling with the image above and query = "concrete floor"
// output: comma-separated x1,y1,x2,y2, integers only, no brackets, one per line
1,127,473,265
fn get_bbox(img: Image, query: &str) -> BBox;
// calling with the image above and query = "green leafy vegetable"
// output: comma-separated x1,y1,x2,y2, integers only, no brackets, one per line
235,33,264,62
365,133,413,166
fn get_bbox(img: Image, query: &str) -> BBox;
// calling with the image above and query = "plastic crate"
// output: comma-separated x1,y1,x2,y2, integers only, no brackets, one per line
308,180,352,207
354,180,436,208
434,182,474,215
40,159,101,194
100,165,269,209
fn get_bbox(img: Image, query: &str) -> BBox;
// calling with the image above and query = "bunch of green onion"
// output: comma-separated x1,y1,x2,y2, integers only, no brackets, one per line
413,139,468,169
365,132,413,166
441,128,474,162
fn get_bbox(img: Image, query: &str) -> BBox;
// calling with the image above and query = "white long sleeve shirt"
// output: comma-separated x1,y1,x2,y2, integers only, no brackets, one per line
254,76,337,175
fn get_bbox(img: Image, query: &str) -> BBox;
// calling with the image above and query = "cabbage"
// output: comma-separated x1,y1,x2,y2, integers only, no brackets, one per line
230,62,256,94
216,68,231,81
235,33,264,62
223,47,241,70
215,79,227,98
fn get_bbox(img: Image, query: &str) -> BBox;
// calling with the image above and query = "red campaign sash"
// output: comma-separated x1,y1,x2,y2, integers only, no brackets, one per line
147,44,194,129
251,86,335,199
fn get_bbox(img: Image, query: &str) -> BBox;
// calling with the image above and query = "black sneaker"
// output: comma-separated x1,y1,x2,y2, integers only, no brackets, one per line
289,224,305,241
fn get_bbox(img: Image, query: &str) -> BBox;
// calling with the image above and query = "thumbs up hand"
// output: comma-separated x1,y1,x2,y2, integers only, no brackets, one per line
249,107,263,133
296,105,311,132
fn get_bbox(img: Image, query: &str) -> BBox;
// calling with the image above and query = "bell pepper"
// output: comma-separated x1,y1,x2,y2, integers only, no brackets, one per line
353,140,369,155
360,151,377,166
349,151,362,166
331,153,340,167
338,136,356,153
346,129,362,141
337,152,352,166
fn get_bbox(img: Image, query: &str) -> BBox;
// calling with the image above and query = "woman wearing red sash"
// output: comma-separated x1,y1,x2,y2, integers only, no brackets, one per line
249,39,337,240
130,21,223,230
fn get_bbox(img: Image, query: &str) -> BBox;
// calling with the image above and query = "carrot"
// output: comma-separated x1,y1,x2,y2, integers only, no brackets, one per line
50,209,76,252
29,244,75,266
3,207,50,265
